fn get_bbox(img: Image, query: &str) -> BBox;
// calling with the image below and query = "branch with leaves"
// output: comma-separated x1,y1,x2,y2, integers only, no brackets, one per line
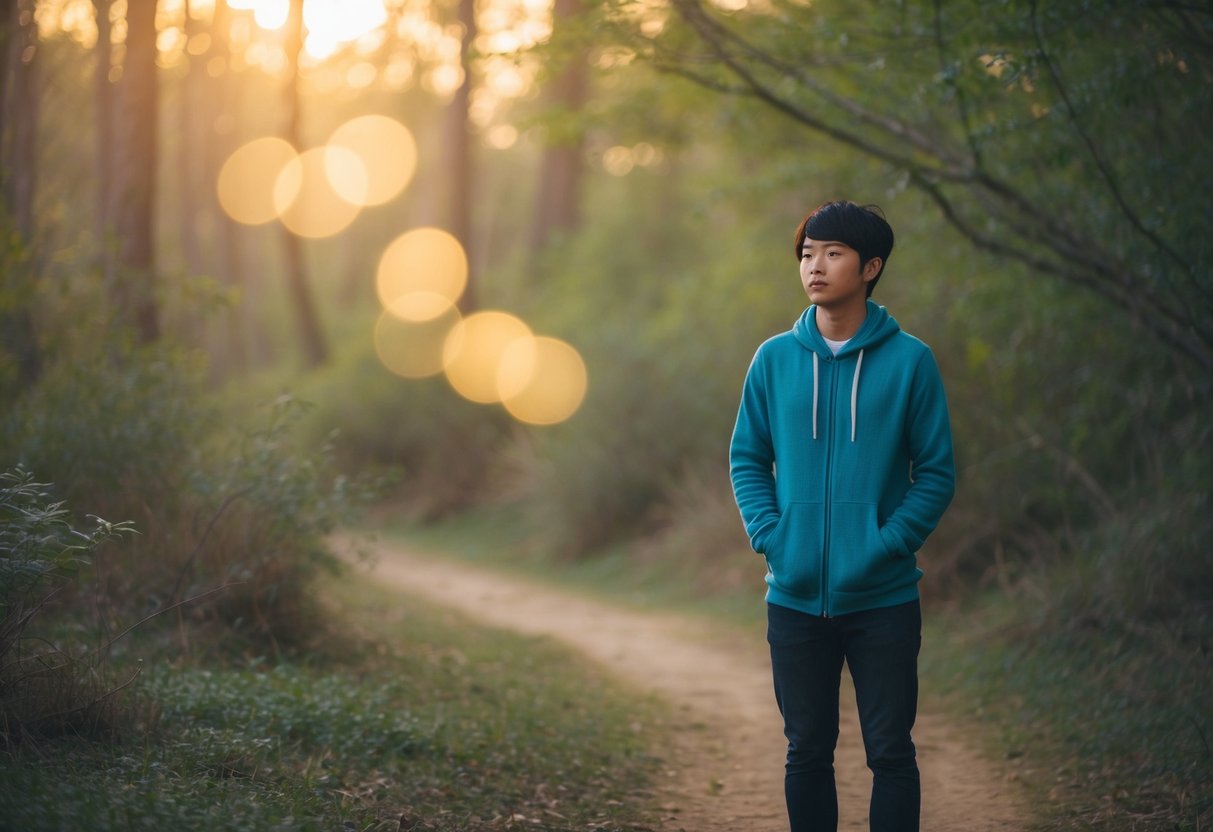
635,0,1213,372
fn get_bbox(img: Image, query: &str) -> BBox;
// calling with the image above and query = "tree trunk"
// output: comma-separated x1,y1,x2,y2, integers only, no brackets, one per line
0,0,42,387
2,0,35,234
110,0,160,342
91,0,112,253
205,0,250,373
280,0,328,367
447,0,476,310
528,0,588,254
177,0,205,278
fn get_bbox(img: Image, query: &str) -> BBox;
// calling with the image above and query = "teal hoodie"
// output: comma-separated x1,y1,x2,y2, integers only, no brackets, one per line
729,300,955,617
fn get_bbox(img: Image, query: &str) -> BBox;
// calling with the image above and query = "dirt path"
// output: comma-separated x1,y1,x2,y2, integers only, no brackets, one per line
342,535,1026,832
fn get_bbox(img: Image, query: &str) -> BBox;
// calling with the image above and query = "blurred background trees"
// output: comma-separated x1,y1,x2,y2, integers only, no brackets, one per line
0,0,1209,649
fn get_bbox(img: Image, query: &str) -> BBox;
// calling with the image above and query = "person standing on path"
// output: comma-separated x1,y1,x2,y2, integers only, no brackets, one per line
729,201,956,832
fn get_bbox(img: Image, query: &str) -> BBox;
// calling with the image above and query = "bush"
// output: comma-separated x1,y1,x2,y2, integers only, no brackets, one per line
1,345,369,656
0,467,135,743
296,333,511,522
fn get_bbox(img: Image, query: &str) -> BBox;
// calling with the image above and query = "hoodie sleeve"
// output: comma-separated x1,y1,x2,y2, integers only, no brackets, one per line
729,348,781,554
878,347,956,556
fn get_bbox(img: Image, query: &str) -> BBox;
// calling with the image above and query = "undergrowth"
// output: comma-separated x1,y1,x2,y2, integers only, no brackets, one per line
0,575,664,831
922,593,1211,832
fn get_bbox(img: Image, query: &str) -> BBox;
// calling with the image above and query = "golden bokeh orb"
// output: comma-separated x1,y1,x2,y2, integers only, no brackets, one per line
497,336,588,425
273,146,366,238
328,115,418,207
376,228,468,321
216,137,298,226
373,307,462,380
442,311,532,404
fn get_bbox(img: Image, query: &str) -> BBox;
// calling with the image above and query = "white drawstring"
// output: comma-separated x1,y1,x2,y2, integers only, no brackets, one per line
812,352,819,440
850,349,864,443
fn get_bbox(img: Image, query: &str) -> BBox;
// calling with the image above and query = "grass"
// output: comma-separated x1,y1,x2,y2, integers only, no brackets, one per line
919,594,1212,832
383,506,1213,832
0,573,666,831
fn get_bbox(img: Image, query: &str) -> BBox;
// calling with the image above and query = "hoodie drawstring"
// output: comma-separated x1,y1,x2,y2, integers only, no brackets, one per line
812,352,819,440
812,348,864,443
850,349,864,443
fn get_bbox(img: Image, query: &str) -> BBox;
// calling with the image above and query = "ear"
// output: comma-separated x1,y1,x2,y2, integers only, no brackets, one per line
861,257,883,283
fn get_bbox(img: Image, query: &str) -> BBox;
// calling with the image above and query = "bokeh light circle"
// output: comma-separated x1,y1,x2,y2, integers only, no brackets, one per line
442,311,532,404
328,115,418,206
377,228,468,321
497,336,588,425
273,146,366,238
373,306,462,379
216,137,298,225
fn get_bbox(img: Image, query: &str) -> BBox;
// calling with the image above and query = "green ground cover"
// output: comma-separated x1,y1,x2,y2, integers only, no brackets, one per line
0,575,665,832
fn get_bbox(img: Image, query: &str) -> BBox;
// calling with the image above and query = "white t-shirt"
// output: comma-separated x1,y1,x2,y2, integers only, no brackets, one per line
823,337,850,355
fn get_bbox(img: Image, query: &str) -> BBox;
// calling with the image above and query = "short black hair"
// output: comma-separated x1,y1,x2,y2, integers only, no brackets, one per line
794,201,895,298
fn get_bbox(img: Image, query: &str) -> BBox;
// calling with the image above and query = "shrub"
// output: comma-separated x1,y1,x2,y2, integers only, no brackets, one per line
296,334,512,522
1,346,370,656
0,467,135,743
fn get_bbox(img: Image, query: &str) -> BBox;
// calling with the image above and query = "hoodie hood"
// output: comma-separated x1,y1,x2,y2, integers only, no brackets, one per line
792,299,902,358
791,300,902,443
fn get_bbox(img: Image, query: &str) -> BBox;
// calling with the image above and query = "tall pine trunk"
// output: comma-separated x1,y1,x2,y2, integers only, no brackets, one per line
528,0,588,254
447,0,476,311
280,0,327,367
205,0,250,373
0,0,42,387
110,0,160,342
91,0,112,254
176,0,205,278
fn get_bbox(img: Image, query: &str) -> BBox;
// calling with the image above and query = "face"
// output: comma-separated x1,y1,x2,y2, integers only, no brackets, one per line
799,238,881,309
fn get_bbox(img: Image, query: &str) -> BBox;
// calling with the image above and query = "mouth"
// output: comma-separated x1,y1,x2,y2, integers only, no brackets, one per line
808,281,827,289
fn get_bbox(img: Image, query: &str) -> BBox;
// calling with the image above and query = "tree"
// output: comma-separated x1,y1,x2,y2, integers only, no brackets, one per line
528,0,590,253
280,0,328,367
203,0,251,372
447,0,478,310
0,0,41,387
176,0,206,279
628,0,1213,373
91,0,113,253
110,0,160,342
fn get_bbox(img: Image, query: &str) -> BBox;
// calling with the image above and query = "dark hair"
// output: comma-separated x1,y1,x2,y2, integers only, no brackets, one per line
794,201,895,298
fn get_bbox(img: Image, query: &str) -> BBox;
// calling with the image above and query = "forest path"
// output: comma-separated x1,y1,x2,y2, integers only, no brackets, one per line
340,534,1026,832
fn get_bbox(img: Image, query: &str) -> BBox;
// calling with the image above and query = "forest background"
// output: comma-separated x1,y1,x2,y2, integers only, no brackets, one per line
1,0,1210,829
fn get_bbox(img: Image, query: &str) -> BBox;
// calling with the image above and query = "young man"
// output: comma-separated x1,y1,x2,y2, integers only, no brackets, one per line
729,201,955,832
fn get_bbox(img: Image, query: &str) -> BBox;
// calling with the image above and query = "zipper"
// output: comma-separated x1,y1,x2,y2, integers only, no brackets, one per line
820,353,838,618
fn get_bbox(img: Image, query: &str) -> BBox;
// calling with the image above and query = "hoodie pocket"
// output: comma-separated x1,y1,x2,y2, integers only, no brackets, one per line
762,501,824,599
829,502,906,593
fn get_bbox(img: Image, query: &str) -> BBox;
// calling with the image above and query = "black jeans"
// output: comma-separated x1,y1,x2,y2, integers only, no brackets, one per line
767,600,922,832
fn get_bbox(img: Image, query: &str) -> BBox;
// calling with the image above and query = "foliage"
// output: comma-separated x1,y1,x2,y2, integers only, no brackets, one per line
0,345,368,654
0,579,663,832
0,467,136,743
293,332,512,522
490,0,1213,630
921,594,1213,831
619,0,1213,372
